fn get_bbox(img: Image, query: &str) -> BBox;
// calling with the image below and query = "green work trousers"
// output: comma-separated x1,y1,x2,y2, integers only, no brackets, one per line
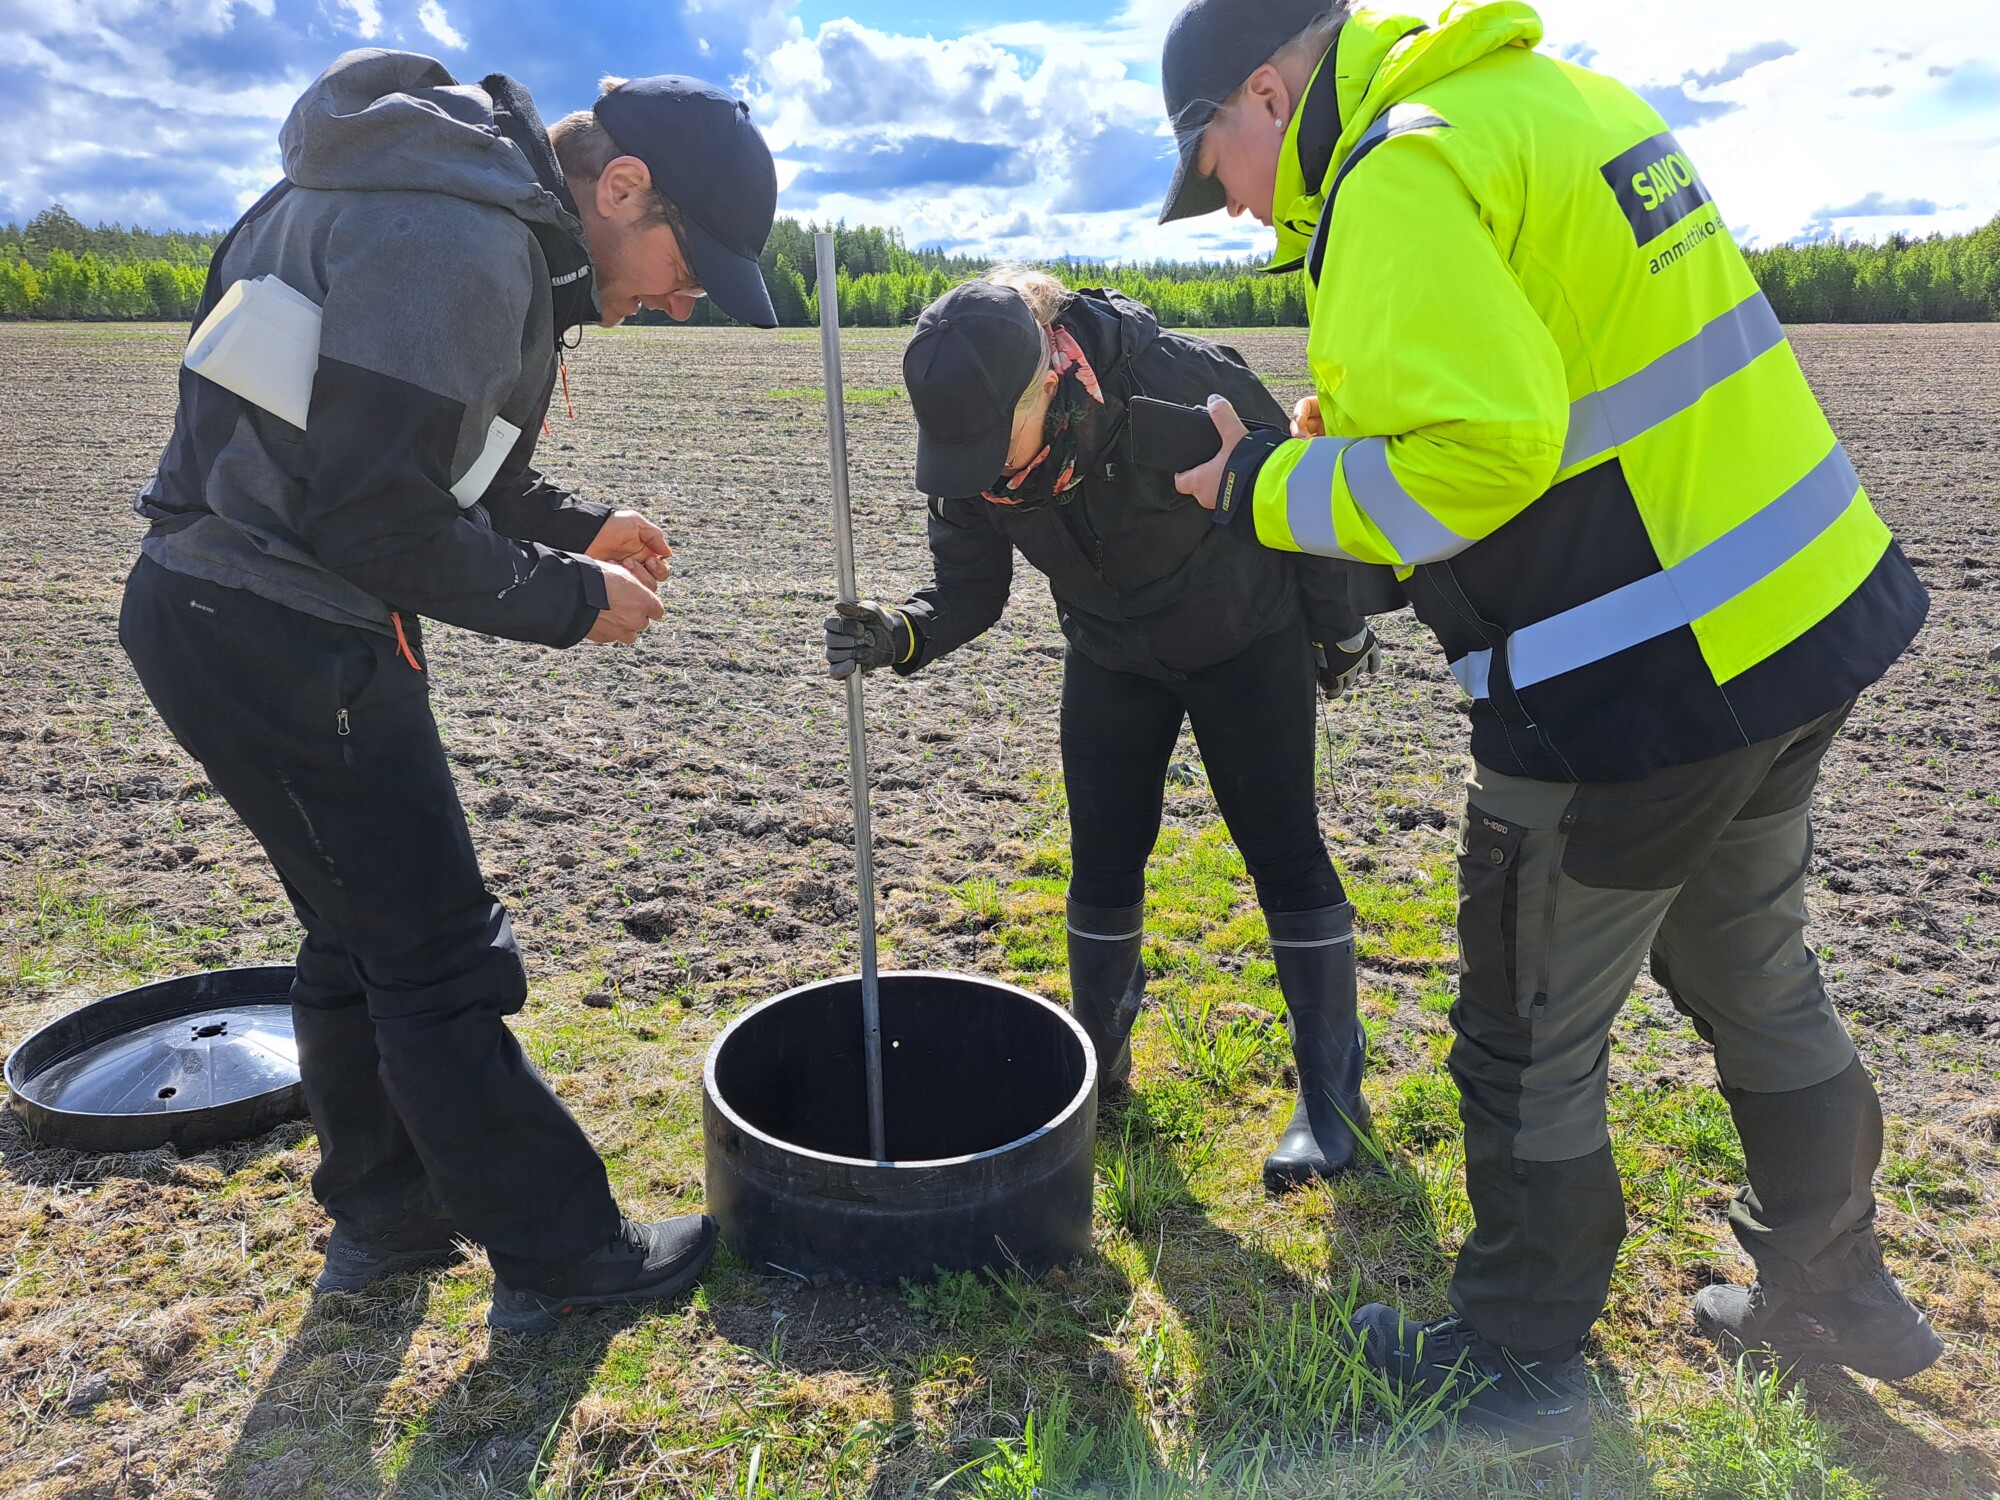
1446,700,1888,1353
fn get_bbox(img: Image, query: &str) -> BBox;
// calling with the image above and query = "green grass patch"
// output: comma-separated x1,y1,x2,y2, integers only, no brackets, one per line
5,761,1982,1499
766,384,904,404
2,870,236,990
1644,1361,1881,1498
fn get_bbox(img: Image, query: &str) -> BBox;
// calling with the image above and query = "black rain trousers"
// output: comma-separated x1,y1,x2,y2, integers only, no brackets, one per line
120,556,619,1284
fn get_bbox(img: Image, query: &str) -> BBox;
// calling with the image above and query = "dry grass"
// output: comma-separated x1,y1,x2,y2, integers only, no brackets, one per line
1,760,1995,1499
1,320,1995,1497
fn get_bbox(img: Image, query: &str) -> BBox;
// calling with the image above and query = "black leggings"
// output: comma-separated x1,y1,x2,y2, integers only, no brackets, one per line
1060,616,1344,914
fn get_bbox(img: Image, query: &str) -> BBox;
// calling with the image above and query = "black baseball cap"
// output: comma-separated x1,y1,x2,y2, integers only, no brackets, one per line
1159,0,1337,224
903,281,1045,498
595,76,779,328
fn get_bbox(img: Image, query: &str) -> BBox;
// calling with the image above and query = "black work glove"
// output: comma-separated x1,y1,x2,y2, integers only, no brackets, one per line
1313,628,1380,701
824,599,917,679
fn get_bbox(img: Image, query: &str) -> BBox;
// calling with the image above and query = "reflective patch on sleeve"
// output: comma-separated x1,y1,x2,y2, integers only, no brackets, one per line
1282,436,1358,556
1281,434,1472,565
450,415,524,507
1601,131,1712,245
1344,437,1470,565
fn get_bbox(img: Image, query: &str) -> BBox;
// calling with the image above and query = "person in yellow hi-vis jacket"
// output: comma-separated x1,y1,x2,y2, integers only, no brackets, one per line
1160,0,1940,1462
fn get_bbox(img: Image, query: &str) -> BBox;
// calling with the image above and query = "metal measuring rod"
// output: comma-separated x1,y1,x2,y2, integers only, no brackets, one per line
815,230,889,1162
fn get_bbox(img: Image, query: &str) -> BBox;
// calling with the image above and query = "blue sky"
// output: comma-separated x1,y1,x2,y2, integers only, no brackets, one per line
2,0,1995,260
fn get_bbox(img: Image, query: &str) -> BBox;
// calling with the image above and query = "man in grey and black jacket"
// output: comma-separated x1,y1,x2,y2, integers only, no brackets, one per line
121,50,779,1332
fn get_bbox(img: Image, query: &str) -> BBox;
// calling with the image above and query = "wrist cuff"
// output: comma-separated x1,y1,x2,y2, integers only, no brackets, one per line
890,608,926,674
1214,427,1286,534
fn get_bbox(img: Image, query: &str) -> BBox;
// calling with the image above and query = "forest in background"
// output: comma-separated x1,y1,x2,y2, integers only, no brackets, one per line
6,202,1998,327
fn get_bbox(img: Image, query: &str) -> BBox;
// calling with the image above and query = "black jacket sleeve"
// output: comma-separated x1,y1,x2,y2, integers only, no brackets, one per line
1129,329,1290,429
303,359,605,647
1295,556,1366,644
479,425,613,553
1134,327,1387,639
896,496,1016,672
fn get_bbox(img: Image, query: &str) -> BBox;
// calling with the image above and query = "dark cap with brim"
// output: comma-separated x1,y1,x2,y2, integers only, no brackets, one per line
595,75,779,328
1159,0,1338,224
904,280,1046,498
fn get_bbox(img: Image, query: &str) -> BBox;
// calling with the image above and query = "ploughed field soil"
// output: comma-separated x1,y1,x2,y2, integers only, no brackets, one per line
0,320,1994,1499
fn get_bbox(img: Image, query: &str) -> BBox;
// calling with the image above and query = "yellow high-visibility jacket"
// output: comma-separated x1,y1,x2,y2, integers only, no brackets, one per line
1219,0,1926,781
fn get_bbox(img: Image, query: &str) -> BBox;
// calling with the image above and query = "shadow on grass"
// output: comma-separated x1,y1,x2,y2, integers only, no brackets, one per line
211,1274,634,1500
1099,1078,1635,1498
0,1111,308,1194
1786,1362,2000,1498
695,1238,1150,1499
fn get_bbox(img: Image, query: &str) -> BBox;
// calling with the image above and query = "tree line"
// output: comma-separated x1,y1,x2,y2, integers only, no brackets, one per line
6,202,1999,327
0,205,215,320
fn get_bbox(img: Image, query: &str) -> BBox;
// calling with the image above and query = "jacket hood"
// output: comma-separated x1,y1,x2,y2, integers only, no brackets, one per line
281,49,572,232
1054,287,1165,473
1061,286,1162,373
1270,1,1542,268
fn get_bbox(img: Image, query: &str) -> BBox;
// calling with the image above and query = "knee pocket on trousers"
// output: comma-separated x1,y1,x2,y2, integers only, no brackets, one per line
1454,805,1531,1068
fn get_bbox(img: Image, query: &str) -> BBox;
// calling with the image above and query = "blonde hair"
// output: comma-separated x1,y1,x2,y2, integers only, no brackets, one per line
549,78,679,230
983,265,1068,413
1274,8,1344,73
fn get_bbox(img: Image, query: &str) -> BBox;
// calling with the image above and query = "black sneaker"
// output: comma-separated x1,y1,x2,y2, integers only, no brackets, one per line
1352,1304,1593,1464
488,1215,719,1334
1693,1271,1945,1381
314,1225,463,1294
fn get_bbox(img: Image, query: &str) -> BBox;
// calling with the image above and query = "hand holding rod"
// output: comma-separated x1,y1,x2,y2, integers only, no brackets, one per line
816,230,889,1163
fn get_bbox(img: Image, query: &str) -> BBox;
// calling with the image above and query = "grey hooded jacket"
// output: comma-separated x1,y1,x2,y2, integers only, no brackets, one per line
137,49,612,647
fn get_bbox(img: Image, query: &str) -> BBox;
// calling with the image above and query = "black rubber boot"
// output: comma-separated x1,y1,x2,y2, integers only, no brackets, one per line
1352,1304,1594,1465
1262,902,1374,1191
1693,1270,1945,1380
315,1227,464,1294
488,1215,719,1334
1065,899,1147,1095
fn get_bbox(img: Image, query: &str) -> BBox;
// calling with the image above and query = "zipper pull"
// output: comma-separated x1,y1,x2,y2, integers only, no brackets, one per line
337,709,351,737
391,611,425,671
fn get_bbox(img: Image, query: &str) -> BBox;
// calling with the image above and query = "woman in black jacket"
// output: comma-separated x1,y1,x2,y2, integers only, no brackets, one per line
825,270,1378,1189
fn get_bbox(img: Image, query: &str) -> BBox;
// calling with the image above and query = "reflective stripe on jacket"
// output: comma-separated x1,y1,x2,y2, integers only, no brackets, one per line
1241,0,1927,781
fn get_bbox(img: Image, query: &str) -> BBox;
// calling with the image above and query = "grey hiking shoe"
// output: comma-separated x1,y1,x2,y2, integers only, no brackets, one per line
488,1215,719,1334
314,1226,463,1294
1352,1304,1593,1465
1693,1271,1945,1381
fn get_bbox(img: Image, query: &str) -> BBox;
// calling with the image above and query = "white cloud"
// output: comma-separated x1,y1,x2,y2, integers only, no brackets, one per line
415,0,465,49
2,0,1994,256
341,0,383,39
0,0,307,224
756,1,2000,262
755,16,1230,264
685,0,797,75
1532,0,2000,244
